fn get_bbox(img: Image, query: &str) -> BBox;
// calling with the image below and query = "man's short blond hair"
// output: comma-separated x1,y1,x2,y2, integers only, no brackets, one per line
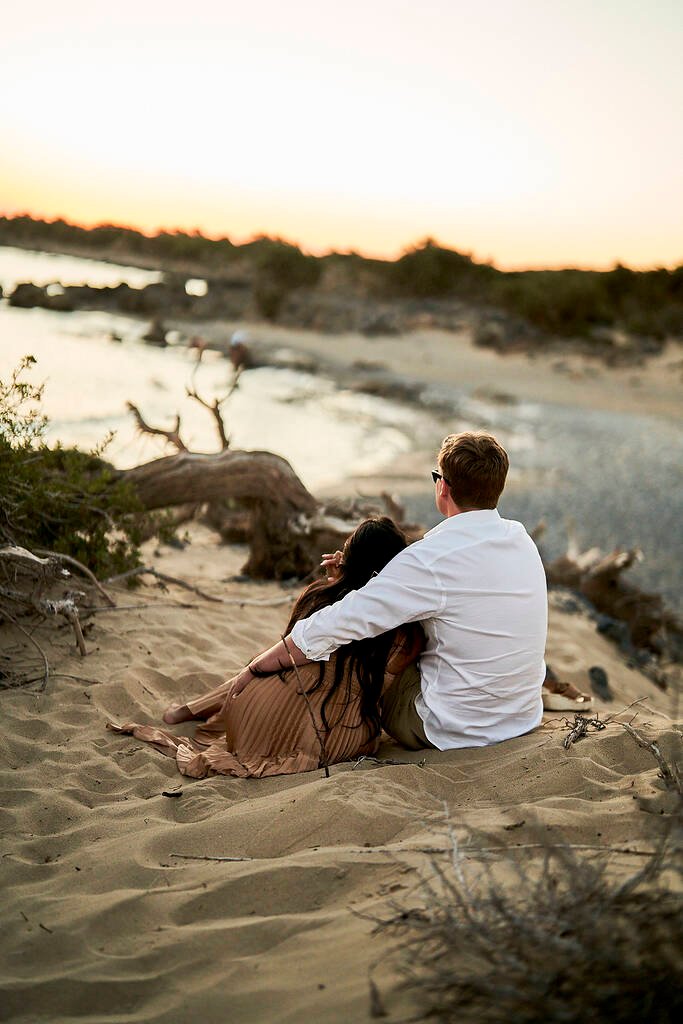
438,432,509,510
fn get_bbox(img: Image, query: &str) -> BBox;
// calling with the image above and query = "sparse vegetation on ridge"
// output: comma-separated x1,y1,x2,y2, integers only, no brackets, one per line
2,216,682,344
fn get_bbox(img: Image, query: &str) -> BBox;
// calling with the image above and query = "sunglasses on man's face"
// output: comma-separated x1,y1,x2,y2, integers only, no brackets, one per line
431,470,451,486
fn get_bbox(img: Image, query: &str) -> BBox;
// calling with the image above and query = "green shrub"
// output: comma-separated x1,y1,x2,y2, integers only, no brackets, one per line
383,239,496,298
247,237,322,320
495,271,612,335
0,357,143,577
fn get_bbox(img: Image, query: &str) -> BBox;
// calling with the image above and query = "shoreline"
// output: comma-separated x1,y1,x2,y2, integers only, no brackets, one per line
169,317,683,616
3,236,682,374
179,316,683,423
2,250,681,610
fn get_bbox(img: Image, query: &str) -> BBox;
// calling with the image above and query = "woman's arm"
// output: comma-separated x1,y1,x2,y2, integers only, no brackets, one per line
228,634,310,698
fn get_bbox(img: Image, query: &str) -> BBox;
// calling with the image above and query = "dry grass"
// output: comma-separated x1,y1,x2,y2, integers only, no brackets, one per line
370,725,683,1022
372,834,682,1023
368,778,683,1024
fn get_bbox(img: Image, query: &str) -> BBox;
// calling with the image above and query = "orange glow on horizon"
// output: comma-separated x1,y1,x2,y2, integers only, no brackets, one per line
1,2,681,273
2,190,681,273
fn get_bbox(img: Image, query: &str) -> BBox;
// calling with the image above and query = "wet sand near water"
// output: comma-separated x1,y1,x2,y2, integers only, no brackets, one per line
205,322,682,614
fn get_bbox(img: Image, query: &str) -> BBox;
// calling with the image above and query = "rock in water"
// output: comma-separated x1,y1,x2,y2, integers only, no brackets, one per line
589,665,613,702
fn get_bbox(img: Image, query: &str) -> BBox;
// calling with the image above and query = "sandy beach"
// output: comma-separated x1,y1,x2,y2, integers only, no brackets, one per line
2,469,680,1020
2,306,682,1021
183,319,683,422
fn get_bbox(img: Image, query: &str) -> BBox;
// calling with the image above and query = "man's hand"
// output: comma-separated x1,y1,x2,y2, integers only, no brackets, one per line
320,550,343,582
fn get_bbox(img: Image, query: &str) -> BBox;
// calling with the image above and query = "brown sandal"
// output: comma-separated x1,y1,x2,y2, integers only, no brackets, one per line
542,676,593,712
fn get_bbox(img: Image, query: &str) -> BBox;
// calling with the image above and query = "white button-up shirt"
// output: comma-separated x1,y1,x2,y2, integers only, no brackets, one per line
291,509,547,750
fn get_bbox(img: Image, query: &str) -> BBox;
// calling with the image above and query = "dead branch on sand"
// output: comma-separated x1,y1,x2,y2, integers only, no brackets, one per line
32,549,116,607
0,544,115,686
104,565,294,607
1,546,90,651
562,713,607,749
283,634,330,778
561,697,651,750
546,541,683,667
353,755,427,770
124,354,421,580
119,442,418,580
622,722,682,796
366,824,683,1024
170,853,253,862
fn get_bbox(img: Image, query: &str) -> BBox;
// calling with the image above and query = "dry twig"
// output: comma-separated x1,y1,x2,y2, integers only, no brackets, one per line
622,722,682,794
0,544,112,659
562,713,606,749
126,401,188,452
185,369,241,451
170,853,253,862
562,697,652,750
353,755,427,770
2,610,49,691
282,634,331,778
105,565,294,607
33,549,115,607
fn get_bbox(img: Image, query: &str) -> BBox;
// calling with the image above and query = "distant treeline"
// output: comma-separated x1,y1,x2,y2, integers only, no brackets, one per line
2,215,682,340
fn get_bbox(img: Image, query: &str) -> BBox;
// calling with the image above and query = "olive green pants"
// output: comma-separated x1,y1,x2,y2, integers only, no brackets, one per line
381,663,434,750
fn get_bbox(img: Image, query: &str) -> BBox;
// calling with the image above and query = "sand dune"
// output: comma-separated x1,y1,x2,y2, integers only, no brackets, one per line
1,527,678,1023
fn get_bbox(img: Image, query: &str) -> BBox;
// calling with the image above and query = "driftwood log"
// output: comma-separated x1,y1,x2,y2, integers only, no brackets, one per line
121,370,421,579
118,449,398,579
546,546,683,659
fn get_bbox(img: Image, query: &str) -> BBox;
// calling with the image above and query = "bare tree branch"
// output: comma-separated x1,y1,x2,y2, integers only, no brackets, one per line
185,388,230,450
2,609,50,691
126,401,188,452
33,549,115,607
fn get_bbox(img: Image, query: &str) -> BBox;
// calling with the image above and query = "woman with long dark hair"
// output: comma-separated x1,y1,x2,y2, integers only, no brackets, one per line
108,517,424,778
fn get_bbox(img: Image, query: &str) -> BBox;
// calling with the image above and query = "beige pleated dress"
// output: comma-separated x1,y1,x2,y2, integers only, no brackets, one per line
107,628,423,779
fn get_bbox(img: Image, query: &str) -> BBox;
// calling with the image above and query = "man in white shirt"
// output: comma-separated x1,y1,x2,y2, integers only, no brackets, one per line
229,432,549,751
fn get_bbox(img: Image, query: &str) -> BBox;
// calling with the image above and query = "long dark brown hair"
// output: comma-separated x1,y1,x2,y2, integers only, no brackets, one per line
282,516,409,738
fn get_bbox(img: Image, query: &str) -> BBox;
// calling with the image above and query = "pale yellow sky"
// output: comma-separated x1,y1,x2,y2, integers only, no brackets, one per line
1,1,682,268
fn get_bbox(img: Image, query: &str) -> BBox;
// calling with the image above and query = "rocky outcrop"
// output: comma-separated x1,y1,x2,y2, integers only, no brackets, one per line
7,275,253,321
6,266,675,366
8,283,51,309
273,291,469,336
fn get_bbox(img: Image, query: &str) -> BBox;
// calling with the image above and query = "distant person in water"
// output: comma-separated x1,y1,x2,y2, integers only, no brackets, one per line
107,517,424,777
229,329,251,372
228,431,590,752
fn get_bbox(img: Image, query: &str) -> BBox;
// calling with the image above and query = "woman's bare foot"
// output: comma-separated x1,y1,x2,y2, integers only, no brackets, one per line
163,703,194,725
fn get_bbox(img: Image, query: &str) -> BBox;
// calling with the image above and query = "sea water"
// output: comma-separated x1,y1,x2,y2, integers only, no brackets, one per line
3,245,681,614
0,247,427,488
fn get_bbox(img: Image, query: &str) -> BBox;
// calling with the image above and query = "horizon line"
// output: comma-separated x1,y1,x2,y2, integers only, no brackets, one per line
1,209,681,276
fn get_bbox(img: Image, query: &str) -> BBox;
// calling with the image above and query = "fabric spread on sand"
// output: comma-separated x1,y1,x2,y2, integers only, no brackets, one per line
107,633,422,778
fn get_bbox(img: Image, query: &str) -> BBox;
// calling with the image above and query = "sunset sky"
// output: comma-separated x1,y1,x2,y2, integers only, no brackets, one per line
2,1,682,268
